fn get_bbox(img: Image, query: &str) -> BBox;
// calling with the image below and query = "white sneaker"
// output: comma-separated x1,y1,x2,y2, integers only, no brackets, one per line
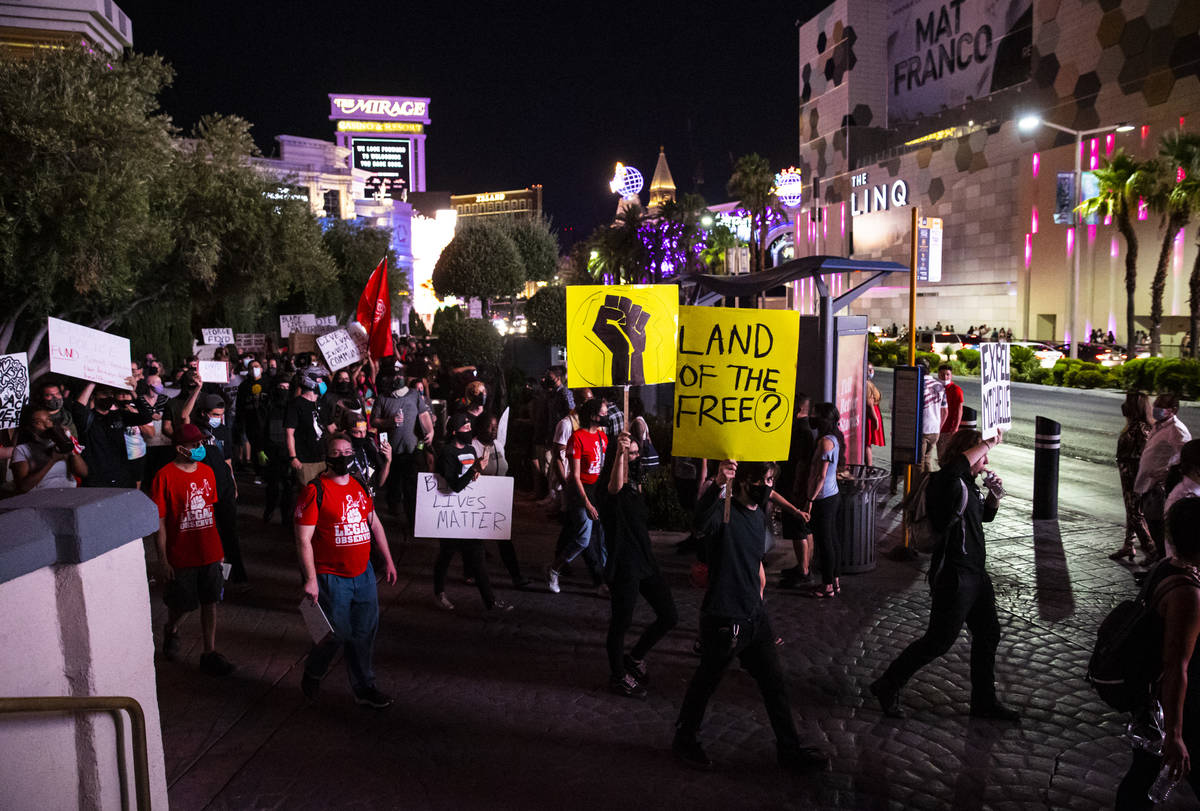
546,566,561,594
433,593,455,611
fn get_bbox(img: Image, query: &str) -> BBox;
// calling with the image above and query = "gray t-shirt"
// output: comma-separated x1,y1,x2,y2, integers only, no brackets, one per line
374,389,430,453
13,441,76,489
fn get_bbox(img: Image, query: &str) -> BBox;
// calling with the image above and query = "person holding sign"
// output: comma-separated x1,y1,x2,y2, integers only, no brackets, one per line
430,413,513,613
673,459,829,774
870,430,1019,723
602,431,678,699
295,433,398,708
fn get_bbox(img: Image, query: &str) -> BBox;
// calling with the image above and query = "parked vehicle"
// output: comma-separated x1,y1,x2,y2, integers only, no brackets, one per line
912,331,968,356
1011,341,1065,369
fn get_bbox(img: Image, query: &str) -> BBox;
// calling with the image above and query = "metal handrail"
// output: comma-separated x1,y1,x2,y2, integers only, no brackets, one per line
0,695,151,811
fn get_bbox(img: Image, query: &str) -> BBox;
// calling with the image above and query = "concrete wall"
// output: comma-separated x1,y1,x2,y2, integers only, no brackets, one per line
0,489,167,810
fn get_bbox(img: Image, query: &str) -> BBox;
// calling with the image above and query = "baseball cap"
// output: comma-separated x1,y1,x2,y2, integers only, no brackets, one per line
175,423,205,445
449,412,472,432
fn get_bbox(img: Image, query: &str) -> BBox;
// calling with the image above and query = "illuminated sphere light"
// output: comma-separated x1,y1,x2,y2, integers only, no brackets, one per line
774,168,804,208
609,162,644,199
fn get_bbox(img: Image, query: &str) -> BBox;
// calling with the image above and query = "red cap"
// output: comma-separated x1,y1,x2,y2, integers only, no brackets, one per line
175,423,205,445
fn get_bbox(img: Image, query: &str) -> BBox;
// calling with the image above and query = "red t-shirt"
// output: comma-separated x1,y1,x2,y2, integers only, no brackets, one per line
151,462,224,568
942,382,964,433
569,429,608,485
295,475,375,577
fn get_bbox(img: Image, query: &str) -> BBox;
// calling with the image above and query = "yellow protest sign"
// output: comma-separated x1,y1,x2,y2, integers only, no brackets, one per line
565,285,678,387
672,306,799,461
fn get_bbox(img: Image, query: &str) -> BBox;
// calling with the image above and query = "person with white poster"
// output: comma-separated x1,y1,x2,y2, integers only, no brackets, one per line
978,344,1012,440
429,412,513,613
471,410,530,588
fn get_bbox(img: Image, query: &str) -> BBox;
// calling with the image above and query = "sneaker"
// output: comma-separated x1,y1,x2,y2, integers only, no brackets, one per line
969,701,1021,722
869,678,905,718
623,654,648,683
199,651,235,677
546,566,561,594
433,593,455,611
778,746,830,773
301,671,320,702
488,599,515,612
609,673,647,699
162,629,180,661
672,732,713,770
354,686,393,709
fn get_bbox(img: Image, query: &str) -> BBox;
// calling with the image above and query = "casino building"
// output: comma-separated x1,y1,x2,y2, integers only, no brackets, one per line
451,186,543,222
794,0,1200,347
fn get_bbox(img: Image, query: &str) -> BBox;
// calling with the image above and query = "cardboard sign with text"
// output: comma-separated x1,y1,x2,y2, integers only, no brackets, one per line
413,472,513,540
48,317,133,390
979,343,1012,440
672,306,799,461
288,332,318,356
198,360,229,384
315,315,338,327
0,352,30,430
201,327,234,346
234,333,267,353
566,284,678,387
316,329,362,371
279,313,316,338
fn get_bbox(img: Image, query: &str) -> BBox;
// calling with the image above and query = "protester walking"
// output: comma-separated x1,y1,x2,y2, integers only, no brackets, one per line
547,397,609,595
602,431,677,698
673,459,829,773
1135,393,1192,558
1110,391,1157,562
870,430,1019,722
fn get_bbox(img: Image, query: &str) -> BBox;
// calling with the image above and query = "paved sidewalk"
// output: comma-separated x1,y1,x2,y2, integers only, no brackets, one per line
148,474,1196,810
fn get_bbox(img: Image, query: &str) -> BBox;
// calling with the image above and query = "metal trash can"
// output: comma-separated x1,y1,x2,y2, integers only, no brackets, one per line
838,464,888,574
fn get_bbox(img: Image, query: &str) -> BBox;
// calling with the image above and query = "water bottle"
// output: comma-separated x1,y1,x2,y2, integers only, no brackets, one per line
1147,762,1180,803
1127,701,1165,754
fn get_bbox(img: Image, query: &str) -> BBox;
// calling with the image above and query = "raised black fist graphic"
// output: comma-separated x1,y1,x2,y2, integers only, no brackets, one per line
592,294,650,385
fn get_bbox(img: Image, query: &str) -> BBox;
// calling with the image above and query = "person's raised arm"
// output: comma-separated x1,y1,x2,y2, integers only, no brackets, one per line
608,431,630,495
963,430,1003,471
694,459,735,537
179,376,201,423
76,381,95,406
1160,584,1200,782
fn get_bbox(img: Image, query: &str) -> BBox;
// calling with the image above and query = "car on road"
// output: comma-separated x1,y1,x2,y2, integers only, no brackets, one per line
1052,343,1147,366
910,331,969,356
1011,341,1065,369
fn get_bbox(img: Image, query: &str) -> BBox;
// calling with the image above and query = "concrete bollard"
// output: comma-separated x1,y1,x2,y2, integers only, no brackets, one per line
1033,416,1061,520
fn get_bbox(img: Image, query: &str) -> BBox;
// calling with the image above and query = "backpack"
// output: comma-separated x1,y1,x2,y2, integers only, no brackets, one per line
1087,563,1200,712
901,473,967,554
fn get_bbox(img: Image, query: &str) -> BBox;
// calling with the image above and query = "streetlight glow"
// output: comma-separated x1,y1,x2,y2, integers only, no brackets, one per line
1018,115,1041,132
1115,123,1135,132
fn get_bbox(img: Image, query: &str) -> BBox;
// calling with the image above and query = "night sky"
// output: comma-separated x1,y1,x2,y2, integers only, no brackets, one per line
116,0,824,245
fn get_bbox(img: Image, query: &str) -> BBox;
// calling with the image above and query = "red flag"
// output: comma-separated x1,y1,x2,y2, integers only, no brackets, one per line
356,257,394,358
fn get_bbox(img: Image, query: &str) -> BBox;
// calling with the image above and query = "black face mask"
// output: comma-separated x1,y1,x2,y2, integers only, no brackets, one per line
94,397,115,412
748,483,772,504
44,397,63,412
541,377,555,391
468,392,486,406
326,455,352,475
628,456,648,485
334,381,353,395
455,428,473,444
351,435,369,451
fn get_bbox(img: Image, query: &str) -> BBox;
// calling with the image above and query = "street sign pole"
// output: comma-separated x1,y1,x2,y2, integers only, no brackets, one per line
904,206,920,549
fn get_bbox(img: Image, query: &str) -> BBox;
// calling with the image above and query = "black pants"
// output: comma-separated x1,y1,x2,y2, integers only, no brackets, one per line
1117,697,1200,808
676,612,802,753
606,568,677,677
263,443,294,524
811,492,841,586
214,497,247,582
881,567,1001,706
434,540,496,607
385,451,419,530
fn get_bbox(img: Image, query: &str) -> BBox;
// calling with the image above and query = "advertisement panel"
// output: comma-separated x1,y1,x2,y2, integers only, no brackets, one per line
835,333,868,466
887,0,1032,125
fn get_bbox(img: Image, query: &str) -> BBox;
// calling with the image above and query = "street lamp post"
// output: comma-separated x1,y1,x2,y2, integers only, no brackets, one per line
1017,116,1134,359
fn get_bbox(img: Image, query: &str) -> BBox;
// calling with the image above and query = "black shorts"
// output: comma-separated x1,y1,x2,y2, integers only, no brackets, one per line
781,512,810,540
163,561,224,612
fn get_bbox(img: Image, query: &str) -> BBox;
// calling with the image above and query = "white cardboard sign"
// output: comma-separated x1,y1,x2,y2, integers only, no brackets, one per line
279,314,316,338
414,472,514,540
316,329,362,371
979,343,1012,440
235,333,267,353
48,317,133,390
315,315,338,327
201,327,235,346
0,352,30,430
198,360,230,384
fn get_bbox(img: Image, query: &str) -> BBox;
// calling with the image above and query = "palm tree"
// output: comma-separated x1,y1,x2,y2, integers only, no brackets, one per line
587,203,649,284
1180,145,1200,357
727,153,779,273
654,192,708,277
1146,133,1200,355
1079,149,1158,352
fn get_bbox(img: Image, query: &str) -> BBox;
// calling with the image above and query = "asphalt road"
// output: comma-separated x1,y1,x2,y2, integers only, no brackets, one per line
877,368,1200,466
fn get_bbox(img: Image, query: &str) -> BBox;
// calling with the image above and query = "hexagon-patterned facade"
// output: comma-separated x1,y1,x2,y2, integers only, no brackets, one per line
795,0,1200,342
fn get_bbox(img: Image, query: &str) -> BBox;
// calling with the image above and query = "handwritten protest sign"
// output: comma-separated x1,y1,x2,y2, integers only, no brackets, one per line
316,329,362,371
198,360,229,384
201,327,234,346
235,333,267,353
671,306,799,461
289,332,318,355
413,472,513,540
979,343,1012,440
315,315,338,328
279,314,316,338
0,352,30,430
566,285,678,387
48,317,133,390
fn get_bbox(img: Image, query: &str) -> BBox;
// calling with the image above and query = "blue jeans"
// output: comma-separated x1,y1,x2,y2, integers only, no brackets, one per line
306,568,379,693
562,502,607,573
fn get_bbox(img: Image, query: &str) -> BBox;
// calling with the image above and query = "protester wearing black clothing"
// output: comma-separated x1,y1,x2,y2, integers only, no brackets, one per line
673,459,829,773
285,375,326,487
67,384,152,488
602,431,677,698
870,430,1020,722
431,413,512,612
779,396,816,587
195,394,247,584
235,360,269,469
262,377,295,524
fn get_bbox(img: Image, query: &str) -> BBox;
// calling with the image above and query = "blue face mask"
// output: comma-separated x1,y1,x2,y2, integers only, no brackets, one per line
317,381,328,396
208,416,222,428
188,446,206,462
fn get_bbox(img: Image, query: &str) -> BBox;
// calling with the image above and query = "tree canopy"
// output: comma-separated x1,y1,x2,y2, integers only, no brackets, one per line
525,284,566,346
504,216,559,283
431,220,525,305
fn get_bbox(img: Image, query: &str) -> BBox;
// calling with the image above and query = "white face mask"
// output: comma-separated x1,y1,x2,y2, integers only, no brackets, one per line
251,367,262,379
